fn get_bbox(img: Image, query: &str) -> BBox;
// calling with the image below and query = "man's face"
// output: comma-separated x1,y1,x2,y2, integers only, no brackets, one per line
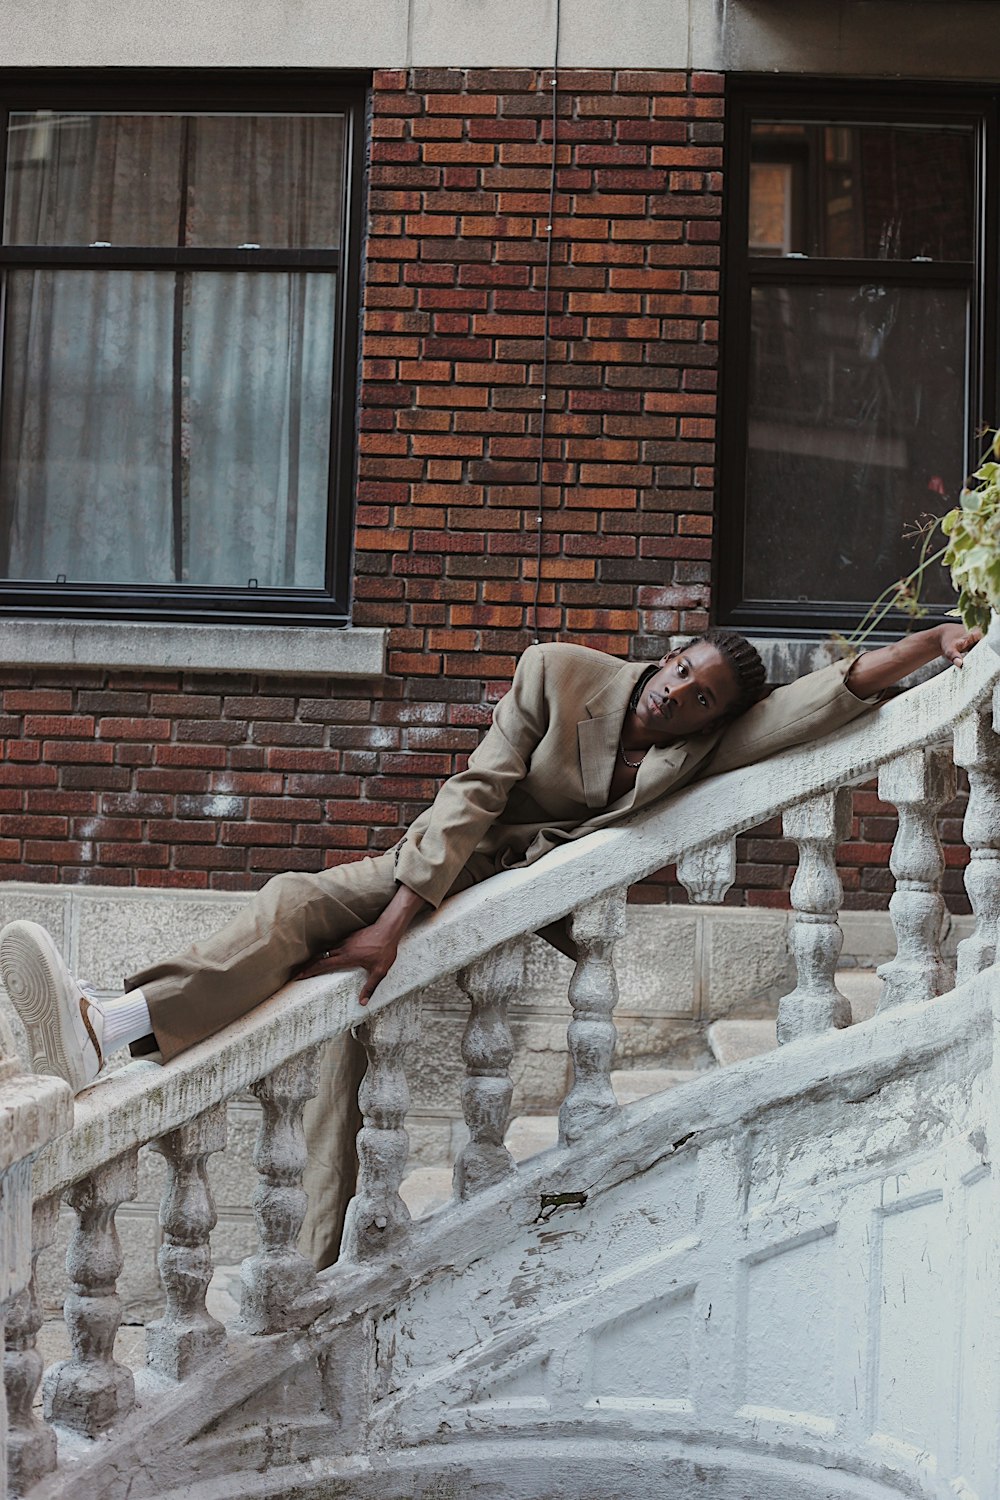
632,642,742,743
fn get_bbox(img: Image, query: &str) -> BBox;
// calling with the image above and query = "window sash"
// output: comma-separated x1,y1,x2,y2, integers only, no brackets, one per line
0,70,366,625
719,82,996,637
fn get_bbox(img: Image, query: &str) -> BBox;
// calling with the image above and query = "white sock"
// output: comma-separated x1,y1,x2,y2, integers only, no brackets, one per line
97,988,153,1052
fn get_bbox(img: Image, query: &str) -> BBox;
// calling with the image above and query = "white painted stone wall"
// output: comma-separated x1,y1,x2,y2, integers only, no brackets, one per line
361,972,1000,1500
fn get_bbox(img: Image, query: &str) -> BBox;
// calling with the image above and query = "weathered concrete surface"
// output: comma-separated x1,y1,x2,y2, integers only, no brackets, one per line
0,620,386,678
8,0,1000,77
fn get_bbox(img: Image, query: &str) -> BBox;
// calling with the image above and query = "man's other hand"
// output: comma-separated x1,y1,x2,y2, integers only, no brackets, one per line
939,621,983,667
295,923,399,1005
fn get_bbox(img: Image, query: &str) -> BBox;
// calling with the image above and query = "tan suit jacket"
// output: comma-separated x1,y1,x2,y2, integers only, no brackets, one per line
394,642,879,909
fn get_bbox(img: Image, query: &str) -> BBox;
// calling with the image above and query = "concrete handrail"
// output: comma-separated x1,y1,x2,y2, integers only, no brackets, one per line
32,631,1000,1199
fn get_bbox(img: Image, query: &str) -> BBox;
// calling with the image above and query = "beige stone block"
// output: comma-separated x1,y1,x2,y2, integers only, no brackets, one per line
608,1014,710,1070
404,1113,465,1172
135,1142,168,1204
693,0,1000,79
410,0,556,66
35,1203,164,1323
838,911,898,968
558,0,691,68
206,1101,262,1213
704,908,791,1020
210,1211,257,1270
115,1208,166,1321
408,1013,572,1116
615,908,698,1017
520,934,574,1009
206,1264,243,1325
5,0,410,69
71,891,246,988
837,970,882,1023
711,0,838,72
0,888,70,946
406,1015,467,1113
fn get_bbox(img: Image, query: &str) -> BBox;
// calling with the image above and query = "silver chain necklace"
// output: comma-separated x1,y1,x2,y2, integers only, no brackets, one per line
620,665,657,770
618,738,645,770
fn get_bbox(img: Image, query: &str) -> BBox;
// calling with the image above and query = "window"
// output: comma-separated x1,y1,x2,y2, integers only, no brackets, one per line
720,84,996,635
0,72,366,624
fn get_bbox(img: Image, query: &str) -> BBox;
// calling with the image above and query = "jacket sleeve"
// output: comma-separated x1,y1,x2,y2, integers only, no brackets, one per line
393,644,550,908
707,658,881,778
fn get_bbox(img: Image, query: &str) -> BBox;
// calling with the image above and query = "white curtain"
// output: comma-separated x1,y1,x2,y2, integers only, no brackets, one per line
0,110,343,590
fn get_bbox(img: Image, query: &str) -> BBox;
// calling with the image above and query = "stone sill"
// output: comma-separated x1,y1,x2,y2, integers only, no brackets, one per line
0,620,388,679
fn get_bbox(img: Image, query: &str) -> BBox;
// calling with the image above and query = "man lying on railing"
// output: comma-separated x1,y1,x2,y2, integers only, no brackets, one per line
0,618,980,1264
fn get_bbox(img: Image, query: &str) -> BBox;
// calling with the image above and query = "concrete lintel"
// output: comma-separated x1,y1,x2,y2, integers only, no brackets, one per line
0,620,388,679
9,0,1000,75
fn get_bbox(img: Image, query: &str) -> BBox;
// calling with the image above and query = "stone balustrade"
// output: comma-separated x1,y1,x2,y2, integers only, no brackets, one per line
2,628,1000,1497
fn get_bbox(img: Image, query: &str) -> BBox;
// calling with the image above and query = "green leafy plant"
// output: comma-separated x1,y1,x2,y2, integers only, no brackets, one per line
845,429,1000,654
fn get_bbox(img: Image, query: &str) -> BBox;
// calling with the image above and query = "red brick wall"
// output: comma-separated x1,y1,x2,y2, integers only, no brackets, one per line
0,66,971,913
357,65,721,670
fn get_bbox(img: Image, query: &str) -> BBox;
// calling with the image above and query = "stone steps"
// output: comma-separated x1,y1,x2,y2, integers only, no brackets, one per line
402,979,885,1217
400,1066,704,1219
707,969,883,1067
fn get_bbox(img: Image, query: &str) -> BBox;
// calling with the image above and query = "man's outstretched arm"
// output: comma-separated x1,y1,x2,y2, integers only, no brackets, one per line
846,622,982,699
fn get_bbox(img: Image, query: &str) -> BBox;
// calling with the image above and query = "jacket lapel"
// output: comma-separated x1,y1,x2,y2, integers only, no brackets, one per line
577,661,652,809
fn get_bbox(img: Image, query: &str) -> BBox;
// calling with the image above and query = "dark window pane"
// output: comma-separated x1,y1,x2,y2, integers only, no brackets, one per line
0,269,335,589
744,283,968,606
4,112,345,248
749,122,975,261
186,116,345,249
4,112,184,246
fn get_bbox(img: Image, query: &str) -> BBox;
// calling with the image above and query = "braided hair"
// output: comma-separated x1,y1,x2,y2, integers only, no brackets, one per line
688,627,766,719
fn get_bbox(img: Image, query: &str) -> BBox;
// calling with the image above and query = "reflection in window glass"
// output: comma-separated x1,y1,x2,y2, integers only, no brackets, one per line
749,162,794,255
744,283,968,605
4,112,345,248
749,122,974,260
0,270,334,588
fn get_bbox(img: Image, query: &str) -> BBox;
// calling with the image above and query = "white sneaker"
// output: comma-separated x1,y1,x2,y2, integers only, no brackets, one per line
0,920,105,1094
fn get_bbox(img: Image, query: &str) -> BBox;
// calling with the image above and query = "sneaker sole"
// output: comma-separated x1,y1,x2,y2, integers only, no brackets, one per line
0,920,90,1092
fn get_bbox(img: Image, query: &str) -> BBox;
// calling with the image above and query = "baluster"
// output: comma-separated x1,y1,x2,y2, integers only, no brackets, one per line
558,888,627,1147
877,747,955,1010
241,1048,320,1335
5,1196,58,1494
146,1103,227,1377
454,941,522,1200
44,1151,138,1437
954,696,1000,984
677,838,736,904
341,994,420,1262
777,789,852,1045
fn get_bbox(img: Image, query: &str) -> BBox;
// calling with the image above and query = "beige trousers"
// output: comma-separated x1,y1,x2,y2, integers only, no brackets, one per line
125,849,494,1269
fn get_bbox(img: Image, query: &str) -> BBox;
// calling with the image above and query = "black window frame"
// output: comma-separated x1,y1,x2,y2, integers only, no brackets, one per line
0,68,368,627
719,78,999,638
